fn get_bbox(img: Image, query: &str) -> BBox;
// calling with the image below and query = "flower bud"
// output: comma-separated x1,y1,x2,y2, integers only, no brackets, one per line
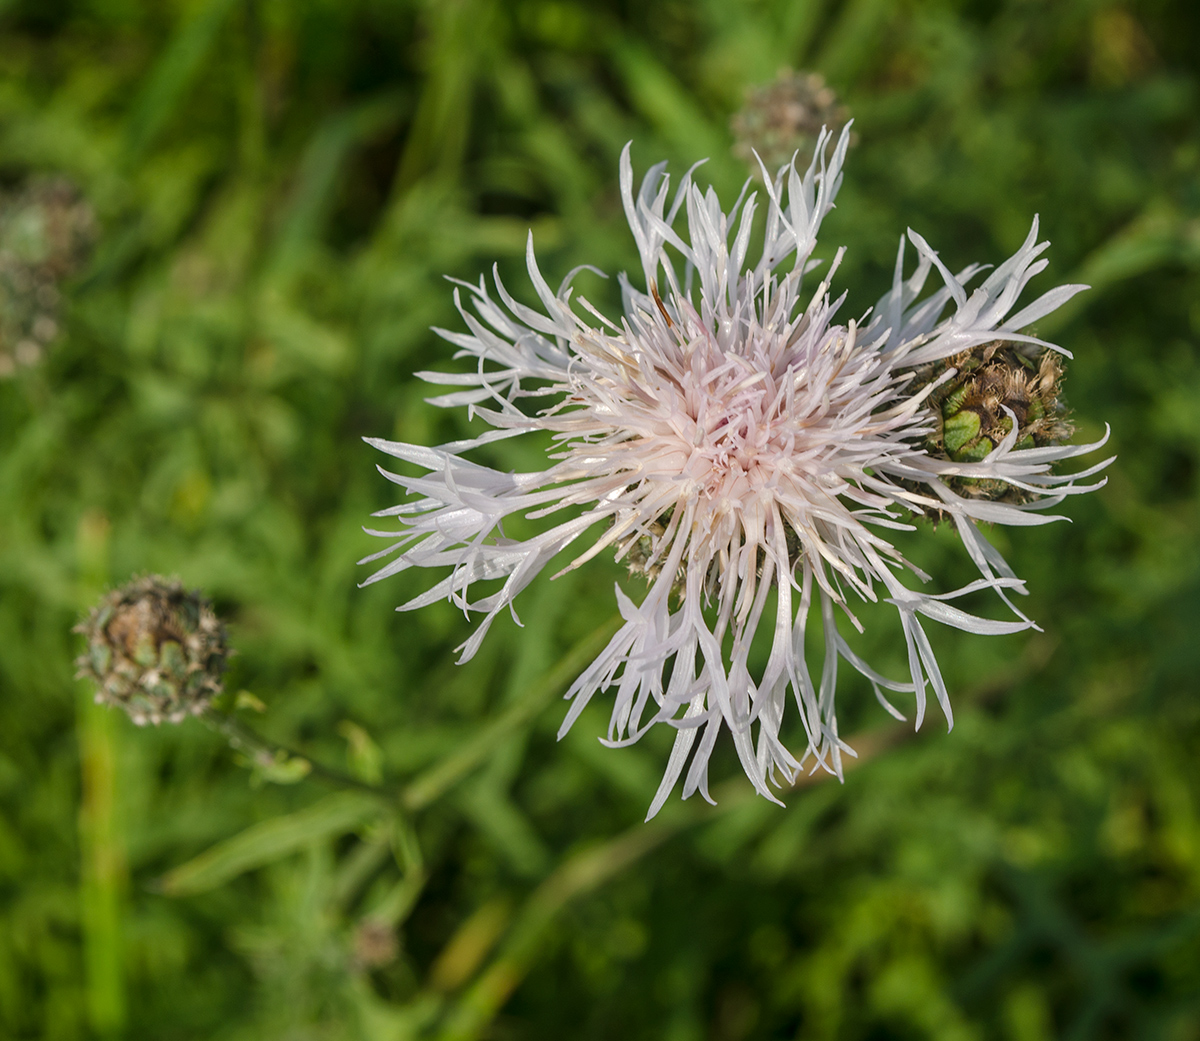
75,575,229,725
732,70,851,178
922,341,1073,501
0,178,96,377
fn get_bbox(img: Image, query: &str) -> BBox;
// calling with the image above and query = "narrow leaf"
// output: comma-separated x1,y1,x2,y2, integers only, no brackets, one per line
157,791,384,896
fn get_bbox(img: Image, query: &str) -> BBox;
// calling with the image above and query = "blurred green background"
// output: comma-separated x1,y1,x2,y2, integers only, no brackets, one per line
2,0,1199,1038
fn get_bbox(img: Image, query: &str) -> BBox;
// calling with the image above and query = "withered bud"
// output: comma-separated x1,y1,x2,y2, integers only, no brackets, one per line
731,70,852,178
919,341,1073,504
0,177,96,377
75,575,229,725
353,918,399,970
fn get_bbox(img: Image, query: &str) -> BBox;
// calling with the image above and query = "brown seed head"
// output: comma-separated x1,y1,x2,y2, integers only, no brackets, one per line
74,575,229,725
353,918,399,970
731,70,852,178
0,177,96,377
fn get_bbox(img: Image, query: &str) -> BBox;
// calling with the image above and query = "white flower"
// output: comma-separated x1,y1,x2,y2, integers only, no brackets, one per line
361,126,1110,818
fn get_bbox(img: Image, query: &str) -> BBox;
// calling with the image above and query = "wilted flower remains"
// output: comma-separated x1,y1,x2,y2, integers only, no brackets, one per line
76,575,229,726
362,127,1109,818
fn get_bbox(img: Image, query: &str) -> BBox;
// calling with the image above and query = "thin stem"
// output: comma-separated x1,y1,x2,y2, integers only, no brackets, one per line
402,613,622,812
200,709,392,797
434,633,1060,1041
196,613,622,811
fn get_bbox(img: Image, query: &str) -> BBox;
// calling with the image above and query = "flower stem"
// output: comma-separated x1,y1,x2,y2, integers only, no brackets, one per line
402,614,622,811
200,708,392,797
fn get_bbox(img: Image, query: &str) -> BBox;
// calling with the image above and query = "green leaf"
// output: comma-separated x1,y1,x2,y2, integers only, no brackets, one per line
234,690,266,713
338,720,385,786
610,41,726,164
252,751,313,785
123,0,241,161
157,791,385,896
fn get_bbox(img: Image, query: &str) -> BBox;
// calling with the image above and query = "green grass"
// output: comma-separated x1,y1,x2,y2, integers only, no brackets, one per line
1,0,1199,1038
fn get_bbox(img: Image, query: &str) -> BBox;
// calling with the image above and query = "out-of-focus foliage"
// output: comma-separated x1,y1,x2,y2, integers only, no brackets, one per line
1,0,1198,1038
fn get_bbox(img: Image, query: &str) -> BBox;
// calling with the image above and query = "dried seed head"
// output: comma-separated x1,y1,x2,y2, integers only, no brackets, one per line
352,919,399,970
0,177,96,377
731,70,852,178
74,575,229,725
920,342,1073,503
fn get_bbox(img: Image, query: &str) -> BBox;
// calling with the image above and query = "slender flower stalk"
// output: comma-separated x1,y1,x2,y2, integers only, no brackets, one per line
361,125,1110,818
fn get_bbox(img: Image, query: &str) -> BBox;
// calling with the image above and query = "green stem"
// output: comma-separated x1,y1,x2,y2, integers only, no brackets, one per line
198,613,622,813
433,633,1059,1041
75,509,126,1038
200,709,392,797
402,614,622,812
78,692,127,1038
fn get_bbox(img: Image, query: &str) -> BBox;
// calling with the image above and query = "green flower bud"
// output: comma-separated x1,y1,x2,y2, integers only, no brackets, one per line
74,575,230,725
915,341,1074,504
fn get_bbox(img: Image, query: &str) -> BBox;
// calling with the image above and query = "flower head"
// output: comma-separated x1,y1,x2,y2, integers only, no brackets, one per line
0,177,96,377
75,575,230,725
362,126,1109,818
731,70,851,178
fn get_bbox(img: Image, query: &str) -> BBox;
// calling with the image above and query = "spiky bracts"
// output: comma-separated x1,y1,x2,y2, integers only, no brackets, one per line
911,341,1073,506
75,576,229,725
